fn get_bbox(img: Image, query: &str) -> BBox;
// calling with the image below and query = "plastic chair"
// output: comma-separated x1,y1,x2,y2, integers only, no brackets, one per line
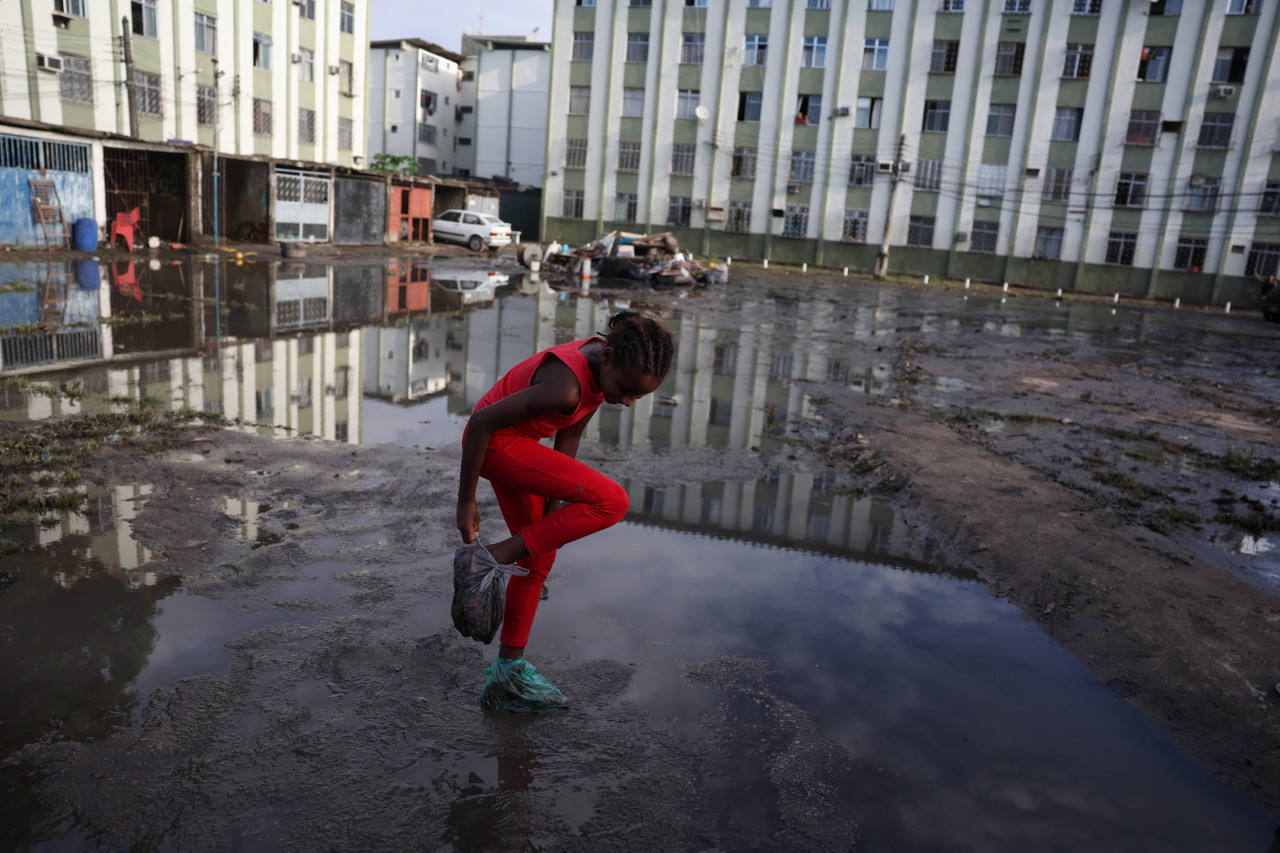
109,207,140,253
111,261,141,300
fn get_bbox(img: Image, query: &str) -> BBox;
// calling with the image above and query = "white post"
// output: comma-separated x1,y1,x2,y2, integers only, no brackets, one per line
1113,293,1120,303
802,262,807,273
923,274,929,284
1002,282,1008,292
1056,288,1062,297
1225,301,1231,313
726,257,732,265
1174,297,1180,309
843,267,848,276
763,259,769,269
964,278,970,289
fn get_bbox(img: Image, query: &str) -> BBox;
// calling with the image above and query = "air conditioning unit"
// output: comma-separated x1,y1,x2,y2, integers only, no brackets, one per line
899,161,912,173
36,54,63,72
291,53,302,64
1189,174,1206,186
877,160,895,173
786,183,801,194
694,198,707,209
328,65,341,75
1216,85,1237,99
836,106,851,117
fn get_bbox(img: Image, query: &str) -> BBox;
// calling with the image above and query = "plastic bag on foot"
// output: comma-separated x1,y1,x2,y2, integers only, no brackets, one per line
451,542,528,644
481,657,569,713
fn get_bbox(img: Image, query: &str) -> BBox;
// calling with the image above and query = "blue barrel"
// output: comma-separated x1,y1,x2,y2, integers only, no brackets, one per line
73,217,98,252
74,259,100,291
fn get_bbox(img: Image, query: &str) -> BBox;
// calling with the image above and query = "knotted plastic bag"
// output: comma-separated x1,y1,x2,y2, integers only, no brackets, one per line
451,542,529,644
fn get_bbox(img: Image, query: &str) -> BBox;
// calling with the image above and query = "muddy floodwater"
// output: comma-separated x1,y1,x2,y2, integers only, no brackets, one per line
1,255,1279,851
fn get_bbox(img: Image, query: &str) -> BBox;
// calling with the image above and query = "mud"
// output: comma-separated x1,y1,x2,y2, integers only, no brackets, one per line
3,262,1280,849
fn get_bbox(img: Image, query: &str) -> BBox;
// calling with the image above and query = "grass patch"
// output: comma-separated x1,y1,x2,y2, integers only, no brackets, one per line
1145,506,1199,536
1091,468,1164,502
0,539,21,555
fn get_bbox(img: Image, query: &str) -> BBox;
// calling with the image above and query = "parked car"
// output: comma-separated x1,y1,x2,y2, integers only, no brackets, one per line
432,209,512,252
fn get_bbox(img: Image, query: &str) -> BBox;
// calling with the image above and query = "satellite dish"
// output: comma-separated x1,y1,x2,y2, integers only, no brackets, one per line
694,105,710,121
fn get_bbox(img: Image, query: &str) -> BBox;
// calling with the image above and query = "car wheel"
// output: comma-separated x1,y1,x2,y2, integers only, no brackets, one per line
468,235,484,252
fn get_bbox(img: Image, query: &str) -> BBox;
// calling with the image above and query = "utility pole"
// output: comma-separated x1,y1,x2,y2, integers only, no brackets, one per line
874,134,906,280
121,17,139,138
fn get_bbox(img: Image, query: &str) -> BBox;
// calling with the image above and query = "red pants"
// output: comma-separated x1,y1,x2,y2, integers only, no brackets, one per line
479,430,629,647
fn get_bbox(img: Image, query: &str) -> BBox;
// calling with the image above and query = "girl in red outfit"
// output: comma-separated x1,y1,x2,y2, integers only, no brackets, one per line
456,310,675,712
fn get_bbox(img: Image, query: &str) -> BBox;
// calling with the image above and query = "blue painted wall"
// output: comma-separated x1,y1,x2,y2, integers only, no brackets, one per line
0,260,101,328
0,164,95,248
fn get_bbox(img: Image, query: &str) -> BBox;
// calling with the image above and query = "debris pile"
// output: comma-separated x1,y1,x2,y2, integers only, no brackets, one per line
522,231,727,288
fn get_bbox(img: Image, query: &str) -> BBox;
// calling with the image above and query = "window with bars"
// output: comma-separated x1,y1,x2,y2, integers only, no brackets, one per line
790,151,816,183
1105,231,1137,265
843,209,869,242
987,103,1016,136
137,72,162,116
931,40,959,73
59,54,92,104
565,138,588,169
569,86,591,114
908,216,935,247
1043,167,1073,201
681,33,705,64
563,189,584,219
338,117,353,150
863,38,890,71
738,92,763,122
197,85,216,126
1261,181,1280,216
1245,242,1280,276
971,221,999,253
253,98,273,135
782,205,809,238
572,32,594,61
195,12,217,54
1174,236,1207,271
622,88,644,117
669,196,692,226
727,199,752,233
1052,107,1083,141
850,155,876,186
1138,46,1171,82
677,90,700,119
254,32,272,70
340,2,355,34
915,159,943,191
419,123,436,144
1114,172,1148,207
672,143,696,175
802,36,827,68
732,146,757,178
1126,110,1160,144
1003,0,1031,11
1063,43,1093,78
923,100,950,132
978,164,1006,195
614,192,638,223
1072,0,1101,14
940,0,965,9
627,33,649,62
1034,225,1063,259
618,140,641,172
745,35,768,66
1184,176,1221,212
298,108,316,143
1198,113,1234,148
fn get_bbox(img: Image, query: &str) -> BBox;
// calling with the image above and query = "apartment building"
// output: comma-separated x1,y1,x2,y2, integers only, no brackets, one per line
367,39,468,177
459,35,552,186
4,0,369,166
545,0,1280,306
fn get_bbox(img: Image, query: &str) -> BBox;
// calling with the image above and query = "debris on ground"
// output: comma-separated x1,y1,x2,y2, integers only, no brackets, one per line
521,230,728,288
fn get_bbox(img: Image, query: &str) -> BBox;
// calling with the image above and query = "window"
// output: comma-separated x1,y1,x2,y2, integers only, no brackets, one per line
137,71,161,116
802,36,827,68
253,33,272,70
618,140,641,172
1151,0,1182,13
738,92,763,122
338,117,353,150
1138,46,1171,82
195,13,217,54
631,0,652,4
1174,236,1208,271
1034,226,1063,259
843,209,869,242
1105,232,1137,265
132,0,157,38
618,89,643,118
54,0,86,16
849,155,876,186
677,90,700,120
971,221,999,253
796,94,822,125
863,38,890,71
1063,43,1093,78
627,33,649,63
995,42,1025,76
915,159,943,191
417,157,436,175
747,0,772,6
686,0,708,5
672,143,696,175
339,60,353,95
59,54,92,104
1185,176,1221,212
419,123,436,144
807,0,831,7
855,97,881,129
1003,0,1032,10
578,0,596,5
987,103,1016,136
908,216,935,247
732,146,757,178
1072,0,1102,13
1052,107,1083,141
197,84,216,126
931,41,959,73
253,98,273,135
569,86,591,114
566,138,588,169
669,196,692,226
745,34,768,66
572,32,594,61
941,0,965,9
340,2,355,34
681,33,705,64
563,189,585,219
978,164,1006,195
790,151,816,183
1126,110,1160,144
783,205,809,239
1211,47,1249,84
298,108,316,143
421,90,437,115
298,0,315,19
298,47,314,82
923,100,951,132
615,193,638,223
1227,0,1254,12
1198,113,1234,148
1260,181,1280,216
1043,167,1073,201
1114,172,1148,207
727,200,752,233
1245,243,1280,277
870,0,894,7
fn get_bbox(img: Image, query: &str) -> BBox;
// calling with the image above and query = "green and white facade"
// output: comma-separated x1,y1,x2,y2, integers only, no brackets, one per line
543,0,1280,305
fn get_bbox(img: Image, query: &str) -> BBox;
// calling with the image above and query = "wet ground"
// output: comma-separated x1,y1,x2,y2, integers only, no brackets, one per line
1,251,1279,850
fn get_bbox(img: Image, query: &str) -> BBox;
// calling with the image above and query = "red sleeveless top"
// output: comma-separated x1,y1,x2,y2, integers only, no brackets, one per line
473,337,605,439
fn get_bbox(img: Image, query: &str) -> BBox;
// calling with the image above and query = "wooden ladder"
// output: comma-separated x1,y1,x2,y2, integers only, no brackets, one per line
30,179,71,249
40,263,71,329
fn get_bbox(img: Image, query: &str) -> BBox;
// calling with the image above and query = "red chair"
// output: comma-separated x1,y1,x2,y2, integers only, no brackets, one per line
109,207,140,252
111,261,141,300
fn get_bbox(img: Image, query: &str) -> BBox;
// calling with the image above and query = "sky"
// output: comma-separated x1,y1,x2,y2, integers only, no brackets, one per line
369,0,556,53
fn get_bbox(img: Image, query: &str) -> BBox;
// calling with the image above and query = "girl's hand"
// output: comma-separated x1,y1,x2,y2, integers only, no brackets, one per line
457,499,480,543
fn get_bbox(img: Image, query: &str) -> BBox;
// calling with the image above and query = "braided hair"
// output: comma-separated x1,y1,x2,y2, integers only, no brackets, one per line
603,310,675,380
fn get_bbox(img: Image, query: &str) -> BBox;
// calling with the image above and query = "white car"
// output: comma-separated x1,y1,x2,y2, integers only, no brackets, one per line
432,209,513,252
